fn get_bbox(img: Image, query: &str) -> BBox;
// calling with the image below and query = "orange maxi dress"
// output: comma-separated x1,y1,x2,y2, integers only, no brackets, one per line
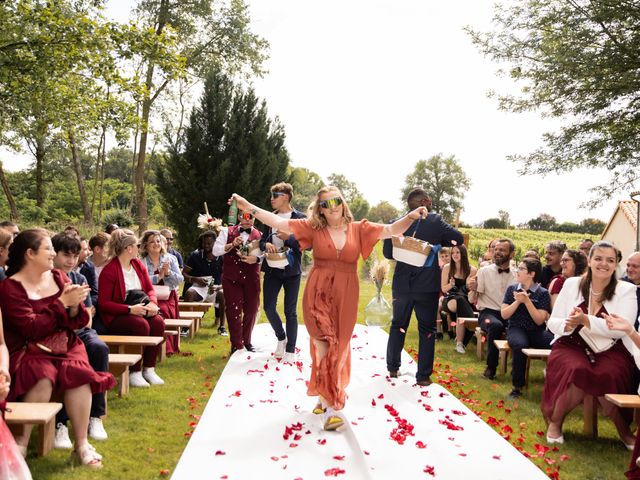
288,219,384,410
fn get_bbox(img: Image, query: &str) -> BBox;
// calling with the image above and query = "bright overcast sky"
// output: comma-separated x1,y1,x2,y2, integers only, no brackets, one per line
3,0,627,226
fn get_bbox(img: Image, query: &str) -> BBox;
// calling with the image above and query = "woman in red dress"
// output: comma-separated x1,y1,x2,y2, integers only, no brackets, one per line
98,229,166,388
229,188,427,430
0,229,114,468
542,241,638,446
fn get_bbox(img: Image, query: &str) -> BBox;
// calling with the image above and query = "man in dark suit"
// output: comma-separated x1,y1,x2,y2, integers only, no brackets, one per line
260,182,307,361
384,188,464,385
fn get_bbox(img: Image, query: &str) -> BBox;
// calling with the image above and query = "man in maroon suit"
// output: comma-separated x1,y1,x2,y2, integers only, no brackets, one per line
212,211,262,353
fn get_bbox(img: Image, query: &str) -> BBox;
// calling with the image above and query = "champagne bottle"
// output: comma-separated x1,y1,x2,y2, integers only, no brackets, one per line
228,199,238,225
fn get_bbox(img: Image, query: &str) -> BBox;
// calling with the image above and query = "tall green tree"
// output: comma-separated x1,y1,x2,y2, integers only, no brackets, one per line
327,173,370,220
130,0,268,231
401,154,471,223
286,166,325,213
527,213,557,232
368,201,400,223
468,0,640,205
156,68,289,250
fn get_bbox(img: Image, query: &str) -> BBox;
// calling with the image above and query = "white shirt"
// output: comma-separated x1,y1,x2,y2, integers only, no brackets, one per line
122,264,142,292
271,211,292,250
475,264,517,311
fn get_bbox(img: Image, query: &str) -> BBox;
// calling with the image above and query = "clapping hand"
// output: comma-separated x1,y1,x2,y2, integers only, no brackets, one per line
514,290,530,304
604,313,634,335
565,306,587,330
59,284,91,308
0,368,11,402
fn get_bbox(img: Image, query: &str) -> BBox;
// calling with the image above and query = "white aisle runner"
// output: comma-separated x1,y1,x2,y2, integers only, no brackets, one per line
172,324,547,480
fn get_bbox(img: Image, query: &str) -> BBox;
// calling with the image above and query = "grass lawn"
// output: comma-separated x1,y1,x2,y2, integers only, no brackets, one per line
26,277,632,480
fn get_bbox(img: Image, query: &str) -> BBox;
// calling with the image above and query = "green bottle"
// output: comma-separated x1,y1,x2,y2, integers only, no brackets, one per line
228,199,238,225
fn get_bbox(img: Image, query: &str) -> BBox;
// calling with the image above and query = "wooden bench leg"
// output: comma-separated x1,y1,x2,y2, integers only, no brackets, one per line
120,367,130,396
583,395,598,438
38,419,56,456
524,357,531,389
475,328,484,360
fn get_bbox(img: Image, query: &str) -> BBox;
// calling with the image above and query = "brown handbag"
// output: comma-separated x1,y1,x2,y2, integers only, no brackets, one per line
29,331,69,355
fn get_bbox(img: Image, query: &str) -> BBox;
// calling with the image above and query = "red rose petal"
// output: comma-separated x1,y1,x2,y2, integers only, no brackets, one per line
215,450,226,456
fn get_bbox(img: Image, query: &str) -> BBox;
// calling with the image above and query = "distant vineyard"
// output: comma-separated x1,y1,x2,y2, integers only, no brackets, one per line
460,227,587,266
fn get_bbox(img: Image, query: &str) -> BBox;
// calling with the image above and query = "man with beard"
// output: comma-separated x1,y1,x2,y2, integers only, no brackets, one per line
467,238,517,379
539,240,567,289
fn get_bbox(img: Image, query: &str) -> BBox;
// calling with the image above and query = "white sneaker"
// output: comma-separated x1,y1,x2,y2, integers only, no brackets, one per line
274,339,287,359
455,342,466,354
142,367,165,385
54,423,73,449
88,417,108,441
283,352,297,363
129,371,150,388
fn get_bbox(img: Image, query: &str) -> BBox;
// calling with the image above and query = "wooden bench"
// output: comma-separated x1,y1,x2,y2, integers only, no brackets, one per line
179,310,205,333
178,301,214,314
459,318,482,359
165,318,195,339
99,335,164,355
494,339,511,375
605,393,640,429
108,353,142,396
159,330,179,362
522,348,551,389
5,402,63,457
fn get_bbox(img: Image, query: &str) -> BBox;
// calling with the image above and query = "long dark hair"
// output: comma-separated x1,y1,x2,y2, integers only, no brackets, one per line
564,249,588,277
7,228,50,275
448,244,471,280
579,241,618,302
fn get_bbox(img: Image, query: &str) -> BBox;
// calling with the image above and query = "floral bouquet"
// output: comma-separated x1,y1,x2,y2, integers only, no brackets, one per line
365,258,392,328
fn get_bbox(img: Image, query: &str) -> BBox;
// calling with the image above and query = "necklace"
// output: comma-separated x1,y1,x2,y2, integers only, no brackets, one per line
590,287,603,296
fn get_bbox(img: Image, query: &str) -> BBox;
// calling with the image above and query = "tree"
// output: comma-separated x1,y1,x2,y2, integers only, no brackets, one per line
327,173,370,220
156,68,289,250
368,201,400,223
130,0,268,231
579,218,606,236
483,217,507,229
467,1,640,206
401,154,471,223
286,166,324,213
527,214,557,232
498,210,511,229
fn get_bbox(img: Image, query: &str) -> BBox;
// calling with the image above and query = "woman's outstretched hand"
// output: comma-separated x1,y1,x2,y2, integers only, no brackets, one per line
229,193,250,212
408,206,428,220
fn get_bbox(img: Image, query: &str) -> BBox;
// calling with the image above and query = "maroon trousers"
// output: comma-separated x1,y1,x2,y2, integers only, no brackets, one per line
107,314,165,370
223,275,260,351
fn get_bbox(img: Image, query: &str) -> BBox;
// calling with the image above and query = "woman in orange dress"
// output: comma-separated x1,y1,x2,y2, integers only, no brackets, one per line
230,187,427,430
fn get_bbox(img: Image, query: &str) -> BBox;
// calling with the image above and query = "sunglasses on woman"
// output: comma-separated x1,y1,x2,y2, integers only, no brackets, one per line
318,197,343,209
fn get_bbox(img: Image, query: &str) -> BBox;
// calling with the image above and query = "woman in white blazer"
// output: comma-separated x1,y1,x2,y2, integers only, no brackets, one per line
542,241,638,447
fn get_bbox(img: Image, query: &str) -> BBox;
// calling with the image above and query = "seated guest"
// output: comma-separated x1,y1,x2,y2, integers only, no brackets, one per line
542,241,638,446
140,230,183,354
467,238,517,379
441,244,477,354
51,233,110,447
0,221,19,239
479,238,499,267
540,240,567,289
579,238,594,257
88,232,110,284
0,229,114,466
98,229,165,388
0,227,13,280
0,310,32,477
212,211,262,353
160,228,184,269
183,231,226,335
76,237,98,309
548,249,588,308
622,252,640,328
501,258,553,399
438,247,451,269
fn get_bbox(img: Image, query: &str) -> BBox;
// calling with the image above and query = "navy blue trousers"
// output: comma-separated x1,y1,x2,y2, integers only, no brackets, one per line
386,292,439,381
507,326,553,388
263,272,301,354
57,328,109,423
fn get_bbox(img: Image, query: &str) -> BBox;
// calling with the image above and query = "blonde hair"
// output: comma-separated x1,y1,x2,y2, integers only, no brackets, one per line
108,228,138,258
308,186,354,230
139,230,167,257
0,228,12,249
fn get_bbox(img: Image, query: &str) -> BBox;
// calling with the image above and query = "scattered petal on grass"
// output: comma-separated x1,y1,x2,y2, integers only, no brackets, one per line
159,470,170,476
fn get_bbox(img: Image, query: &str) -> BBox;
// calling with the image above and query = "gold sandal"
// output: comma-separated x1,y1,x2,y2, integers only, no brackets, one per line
71,444,103,469
323,414,344,431
313,402,326,415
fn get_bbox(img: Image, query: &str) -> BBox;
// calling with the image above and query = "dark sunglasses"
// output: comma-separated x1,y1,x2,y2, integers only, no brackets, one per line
270,192,287,199
318,197,343,209
239,212,254,221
